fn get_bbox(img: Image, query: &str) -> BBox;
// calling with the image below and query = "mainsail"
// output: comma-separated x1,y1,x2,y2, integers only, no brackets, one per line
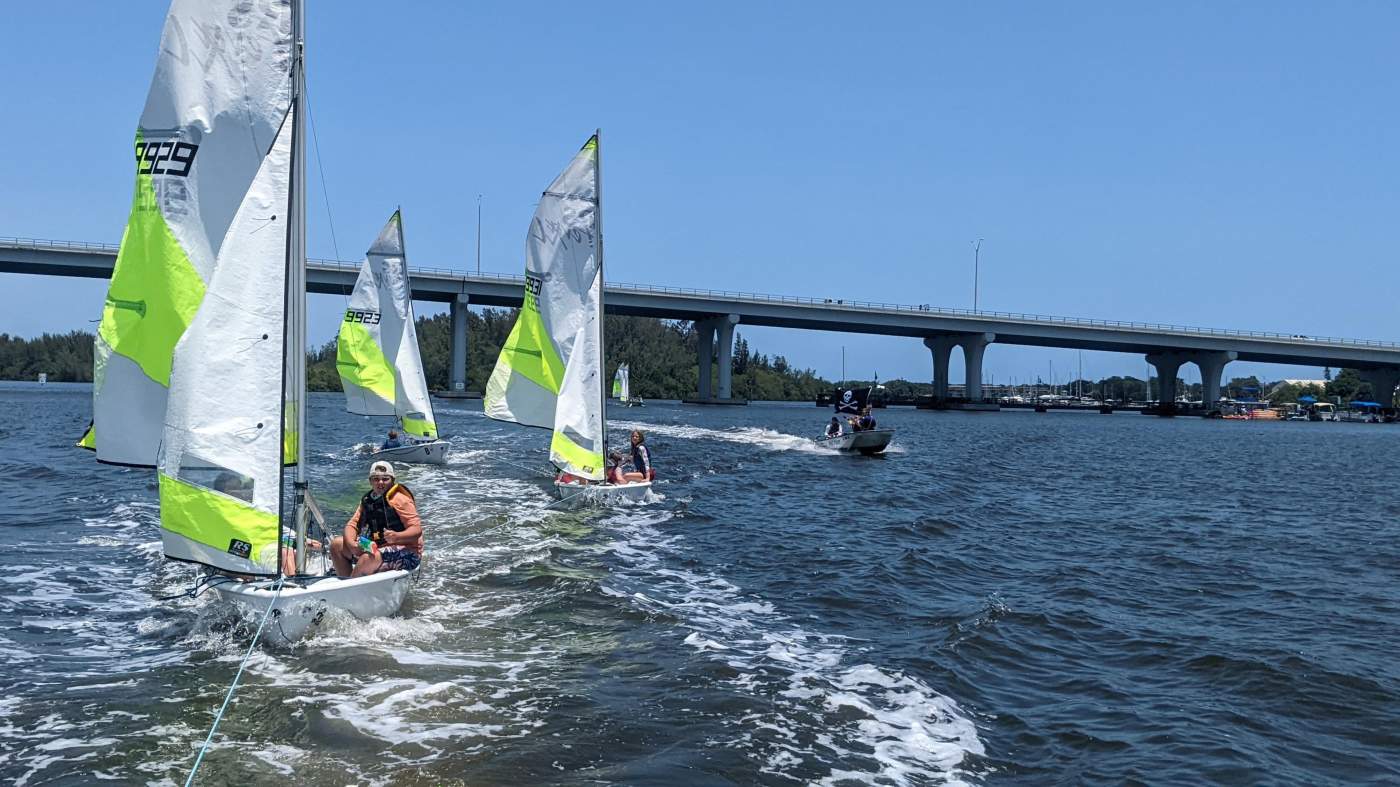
485,135,605,479
88,0,294,467
336,211,438,438
612,364,630,401
156,0,296,575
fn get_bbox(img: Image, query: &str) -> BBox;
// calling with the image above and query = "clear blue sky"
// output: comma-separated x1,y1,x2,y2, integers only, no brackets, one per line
4,1,1397,386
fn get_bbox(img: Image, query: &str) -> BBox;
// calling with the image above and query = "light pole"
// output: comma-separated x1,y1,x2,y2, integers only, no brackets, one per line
972,238,983,312
475,194,483,274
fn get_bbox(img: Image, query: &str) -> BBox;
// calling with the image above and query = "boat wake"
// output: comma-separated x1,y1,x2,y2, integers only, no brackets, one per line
597,510,984,785
610,421,828,454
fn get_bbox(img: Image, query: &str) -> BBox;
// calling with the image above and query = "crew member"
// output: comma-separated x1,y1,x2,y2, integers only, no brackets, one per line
623,429,653,482
331,461,423,577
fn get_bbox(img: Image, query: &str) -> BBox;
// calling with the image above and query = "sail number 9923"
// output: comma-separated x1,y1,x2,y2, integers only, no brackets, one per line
344,309,381,324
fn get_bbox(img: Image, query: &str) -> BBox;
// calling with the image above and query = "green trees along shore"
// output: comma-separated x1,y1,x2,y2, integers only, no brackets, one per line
2,312,833,401
4,320,1394,407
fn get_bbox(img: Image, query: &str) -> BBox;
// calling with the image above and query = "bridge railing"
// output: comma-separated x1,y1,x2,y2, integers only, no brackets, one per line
3,235,1396,349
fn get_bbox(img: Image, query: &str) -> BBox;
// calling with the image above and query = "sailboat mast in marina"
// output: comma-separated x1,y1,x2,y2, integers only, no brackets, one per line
485,132,651,503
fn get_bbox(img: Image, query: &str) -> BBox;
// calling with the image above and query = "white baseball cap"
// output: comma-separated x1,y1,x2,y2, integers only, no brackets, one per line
369,461,395,478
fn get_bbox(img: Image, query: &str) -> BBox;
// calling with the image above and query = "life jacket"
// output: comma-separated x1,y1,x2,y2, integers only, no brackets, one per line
631,444,652,477
359,483,414,544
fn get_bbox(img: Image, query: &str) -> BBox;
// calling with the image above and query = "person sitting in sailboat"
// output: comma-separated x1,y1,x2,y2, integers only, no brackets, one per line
381,429,403,449
825,417,843,438
330,461,422,577
605,450,629,484
623,430,654,482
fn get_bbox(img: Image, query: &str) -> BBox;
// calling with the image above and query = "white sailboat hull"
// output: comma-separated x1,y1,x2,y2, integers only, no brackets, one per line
371,439,451,465
816,428,895,455
211,568,417,644
554,479,653,504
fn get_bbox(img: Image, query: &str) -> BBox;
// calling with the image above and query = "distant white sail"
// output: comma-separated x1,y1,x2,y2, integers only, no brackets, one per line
485,135,605,479
158,105,293,575
88,0,294,467
612,364,629,401
336,211,438,438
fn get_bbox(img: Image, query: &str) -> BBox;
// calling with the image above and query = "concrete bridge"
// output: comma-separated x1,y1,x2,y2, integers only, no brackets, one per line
4,236,1400,407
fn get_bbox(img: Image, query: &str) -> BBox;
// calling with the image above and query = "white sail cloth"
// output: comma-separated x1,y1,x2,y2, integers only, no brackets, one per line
90,0,293,466
158,110,293,575
485,136,605,479
337,212,438,438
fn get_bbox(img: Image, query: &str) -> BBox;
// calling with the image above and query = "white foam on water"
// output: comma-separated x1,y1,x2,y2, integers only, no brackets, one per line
598,510,984,785
611,420,830,454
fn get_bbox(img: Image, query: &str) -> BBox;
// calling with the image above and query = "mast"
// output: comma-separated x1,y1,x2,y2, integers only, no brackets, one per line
594,129,607,465
290,0,309,574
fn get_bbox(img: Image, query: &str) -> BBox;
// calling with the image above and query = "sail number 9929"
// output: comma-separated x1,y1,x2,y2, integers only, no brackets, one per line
344,309,381,324
135,141,199,177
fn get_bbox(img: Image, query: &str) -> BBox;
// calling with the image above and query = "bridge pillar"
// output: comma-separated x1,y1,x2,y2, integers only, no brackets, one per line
450,293,469,392
960,333,996,401
696,319,716,400
923,335,957,399
1359,366,1400,408
716,314,739,399
1193,351,1237,407
1146,351,1188,407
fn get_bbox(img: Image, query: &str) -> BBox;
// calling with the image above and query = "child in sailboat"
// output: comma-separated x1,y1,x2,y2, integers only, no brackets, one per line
622,430,654,482
606,451,628,484
330,461,423,577
381,429,403,449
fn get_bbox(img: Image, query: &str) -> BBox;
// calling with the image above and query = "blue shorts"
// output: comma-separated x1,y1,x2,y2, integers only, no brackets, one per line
377,546,420,572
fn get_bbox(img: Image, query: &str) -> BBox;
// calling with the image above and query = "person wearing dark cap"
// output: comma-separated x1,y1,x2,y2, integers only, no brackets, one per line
330,461,423,578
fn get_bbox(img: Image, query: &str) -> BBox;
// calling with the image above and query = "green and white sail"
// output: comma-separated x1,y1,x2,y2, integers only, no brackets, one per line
485,135,605,479
157,104,294,575
336,211,438,438
88,0,294,467
612,363,629,401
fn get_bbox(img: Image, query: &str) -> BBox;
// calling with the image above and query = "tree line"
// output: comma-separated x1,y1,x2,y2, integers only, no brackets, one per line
10,326,1392,406
5,314,833,401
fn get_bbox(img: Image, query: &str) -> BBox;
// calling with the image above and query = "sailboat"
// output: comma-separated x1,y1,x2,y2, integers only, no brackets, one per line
336,211,450,465
612,363,644,407
816,385,895,455
98,0,415,644
485,133,652,504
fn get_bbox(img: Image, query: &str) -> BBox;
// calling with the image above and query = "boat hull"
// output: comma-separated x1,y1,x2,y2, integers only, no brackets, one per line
372,439,451,465
816,428,895,455
553,479,653,504
211,569,417,644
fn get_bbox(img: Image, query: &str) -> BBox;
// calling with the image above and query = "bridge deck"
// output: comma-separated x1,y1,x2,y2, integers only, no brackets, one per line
3,237,1398,369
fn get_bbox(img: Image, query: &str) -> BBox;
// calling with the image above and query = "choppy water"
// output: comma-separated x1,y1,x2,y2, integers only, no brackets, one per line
2,382,1397,785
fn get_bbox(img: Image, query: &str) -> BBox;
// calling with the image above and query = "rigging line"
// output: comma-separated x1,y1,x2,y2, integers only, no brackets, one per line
303,90,342,267
482,455,556,478
184,577,286,787
307,90,377,419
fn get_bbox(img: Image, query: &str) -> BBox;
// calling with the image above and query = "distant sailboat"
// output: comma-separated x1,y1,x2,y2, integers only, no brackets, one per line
93,0,417,643
37,373,47,386
336,211,450,465
485,133,651,503
612,363,643,407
